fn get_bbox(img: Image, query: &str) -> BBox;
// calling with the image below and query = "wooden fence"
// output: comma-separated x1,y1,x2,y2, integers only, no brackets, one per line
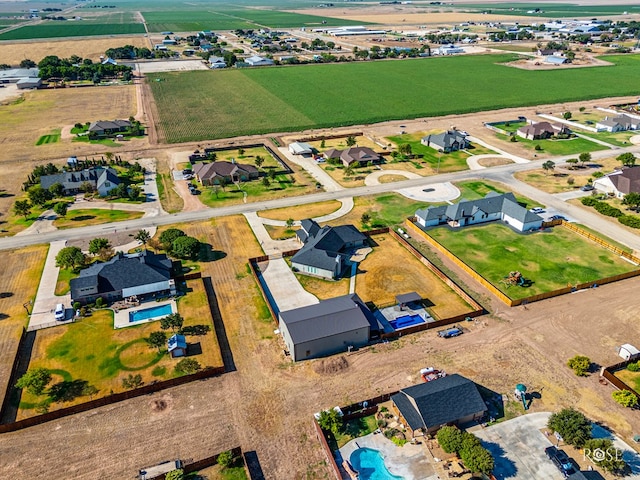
248,258,279,325
561,221,640,263
0,365,225,434
601,359,640,401
313,417,343,480
145,447,244,480
405,219,640,307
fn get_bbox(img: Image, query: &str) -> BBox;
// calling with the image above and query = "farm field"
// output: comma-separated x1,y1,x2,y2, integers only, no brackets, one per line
0,23,146,40
149,54,640,143
0,37,148,66
426,223,636,300
355,233,472,319
15,278,222,418
452,3,639,18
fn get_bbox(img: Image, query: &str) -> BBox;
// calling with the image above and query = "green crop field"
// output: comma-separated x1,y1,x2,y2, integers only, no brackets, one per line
454,3,640,18
427,223,636,299
0,22,145,40
143,9,365,32
149,54,640,144
79,12,141,24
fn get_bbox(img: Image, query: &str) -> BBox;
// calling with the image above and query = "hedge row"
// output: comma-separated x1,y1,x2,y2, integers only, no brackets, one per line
581,197,640,228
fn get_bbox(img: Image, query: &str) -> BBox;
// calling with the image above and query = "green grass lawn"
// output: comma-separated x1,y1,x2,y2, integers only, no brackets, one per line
73,136,123,147
149,54,640,143
0,22,145,40
496,132,605,155
427,223,636,299
455,180,542,208
387,133,471,173
55,268,79,296
615,369,640,395
206,146,281,169
491,121,527,133
36,130,61,146
53,209,144,229
329,415,378,449
577,130,636,147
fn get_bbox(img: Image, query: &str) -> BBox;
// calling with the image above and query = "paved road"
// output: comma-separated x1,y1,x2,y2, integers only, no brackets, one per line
2,144,639,252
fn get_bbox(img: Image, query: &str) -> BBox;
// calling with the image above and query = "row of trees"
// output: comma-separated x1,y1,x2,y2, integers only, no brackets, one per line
36,55,132,82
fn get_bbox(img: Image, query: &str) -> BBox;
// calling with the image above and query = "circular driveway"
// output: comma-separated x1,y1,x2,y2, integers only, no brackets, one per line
396,182,461,202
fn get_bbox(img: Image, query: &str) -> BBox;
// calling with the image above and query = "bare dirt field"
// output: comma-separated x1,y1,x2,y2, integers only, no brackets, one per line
1,215,640,478
0,37,148,66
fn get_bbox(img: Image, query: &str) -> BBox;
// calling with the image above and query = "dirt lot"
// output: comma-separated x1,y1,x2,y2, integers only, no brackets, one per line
1,215,640,478
0,37,148,66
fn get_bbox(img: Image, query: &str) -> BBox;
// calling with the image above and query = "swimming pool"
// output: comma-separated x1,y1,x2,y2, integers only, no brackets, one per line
350,448,403,480
129,303,174,323
390,314,426,330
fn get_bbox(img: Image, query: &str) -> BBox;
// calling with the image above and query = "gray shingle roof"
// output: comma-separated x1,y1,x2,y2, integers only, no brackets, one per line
292,222,366,272
423,131,469,150
88,119,131,132
96,169,120,191
279,294,371,344
70,251,173,300
40,167,119,192
391,374,487,430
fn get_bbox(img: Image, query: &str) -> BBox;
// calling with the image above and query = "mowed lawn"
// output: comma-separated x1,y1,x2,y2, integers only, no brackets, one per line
427,223,636,299
148,54,640,143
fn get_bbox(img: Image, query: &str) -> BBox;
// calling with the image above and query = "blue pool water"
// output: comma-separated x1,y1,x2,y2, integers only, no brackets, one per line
129,304,173,323
390,314,425,330
350,448,403,480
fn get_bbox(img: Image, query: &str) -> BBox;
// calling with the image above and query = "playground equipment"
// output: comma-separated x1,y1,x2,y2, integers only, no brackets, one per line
503,271,526,287
420,367,446,382
514,383,528,410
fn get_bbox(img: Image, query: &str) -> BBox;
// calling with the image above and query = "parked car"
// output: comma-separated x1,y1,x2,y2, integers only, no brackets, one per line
54,303,65,321
438,327,463,338
182,168,193,175
581,184,594,191
183,174,193,180
545,446,577,478
549,215,567,221
530,207,545,214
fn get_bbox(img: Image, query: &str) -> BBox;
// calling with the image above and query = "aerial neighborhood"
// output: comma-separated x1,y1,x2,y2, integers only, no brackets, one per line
3,1,640,479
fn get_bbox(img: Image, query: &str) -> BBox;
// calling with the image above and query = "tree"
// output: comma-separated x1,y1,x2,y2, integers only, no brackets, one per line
285,218,294,229
320,139,326,149
361,212,371,225
48,182,65,198
547,408,592,447
88,238,111,256
612,389,638,408
15,367,52,395
317,409,343,435
346,135,357,147
121,373,143,389
128,185,142,200
217,450,235,468
172,236,200,259
254,155,264,169
584,438,626,474
566,158,578,169
175,358,201,374
578,152,591,166
542,160,556,175
55,246,86,270
165,469,184,480
437,425,464,453
617,152,637,167
27,185,51,207
134,229,151,249
20,59,36,68
147,331,167,352
398,143,412,157
623,192,640,212
567,355,591,376
159,228,186,249
13,200,32,219
160,313,184,332
53,202,68,217
459,444,494,475
262,177,271,188
563,111,572,120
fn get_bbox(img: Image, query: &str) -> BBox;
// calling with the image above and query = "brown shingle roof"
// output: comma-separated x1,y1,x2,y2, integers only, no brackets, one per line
611,166,640,194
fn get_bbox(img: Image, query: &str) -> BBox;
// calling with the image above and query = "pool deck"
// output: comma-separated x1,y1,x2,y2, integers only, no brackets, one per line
112,299,177,329
337,432,437,480
375,304,434,333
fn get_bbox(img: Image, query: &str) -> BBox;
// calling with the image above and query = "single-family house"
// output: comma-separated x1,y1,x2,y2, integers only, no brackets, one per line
193,161,259,186
415,192,543,232
88,119,132,137
244,55,275,67
435,44,464,55
0,68,39,84
288,142,313,156
16,77,42,89
209,56,226,69
292,219,367,279
101,57,117,65
278,294,373,361
40,166,121,196
70,251,178,305
391,374,487,437
516,121,569,140
168,334,187,358
596,114,640,133
593,166,640,198
323,147,383,168
421,131,470,153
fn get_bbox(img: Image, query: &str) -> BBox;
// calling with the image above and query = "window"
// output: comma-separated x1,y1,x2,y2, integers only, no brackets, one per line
305,350,311,357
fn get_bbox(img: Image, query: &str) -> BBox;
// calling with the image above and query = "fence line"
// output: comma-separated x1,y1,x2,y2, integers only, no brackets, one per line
248,259,279,325
312,418,342,480
561,221,640,263
145,447,244,480
601,359,640,401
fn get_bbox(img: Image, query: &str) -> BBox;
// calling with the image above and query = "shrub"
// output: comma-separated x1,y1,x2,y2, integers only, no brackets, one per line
627,361,640,372
121,373,143,389
592,171,604,178
217,450,235,468
534,144,542,151
612,390,638,408
581,196,599,207
459,444,494,475
547,408,591,447
73,302,81,310
567,355,591,376
619,215,640,229
437,425,463,453
95,297,104,308
391,437,407,447
593,202,623,217
377,418,387,428
510,136,517,142
584,438,626,474
175,358,201,375
567,177,575,185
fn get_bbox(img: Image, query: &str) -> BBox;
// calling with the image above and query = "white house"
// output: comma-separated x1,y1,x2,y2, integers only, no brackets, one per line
593,166,640,198
209,56,226,69
288,142,313,155
415,192,543,232
596,114,640,133
244,55,274,67
435,44,464,55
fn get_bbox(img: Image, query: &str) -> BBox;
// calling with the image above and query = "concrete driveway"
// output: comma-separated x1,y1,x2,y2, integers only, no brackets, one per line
277,147,343,192
259,258,318,314
474,412,564,480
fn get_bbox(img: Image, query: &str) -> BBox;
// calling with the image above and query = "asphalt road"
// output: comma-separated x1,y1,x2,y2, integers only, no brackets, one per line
1,144,639,252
